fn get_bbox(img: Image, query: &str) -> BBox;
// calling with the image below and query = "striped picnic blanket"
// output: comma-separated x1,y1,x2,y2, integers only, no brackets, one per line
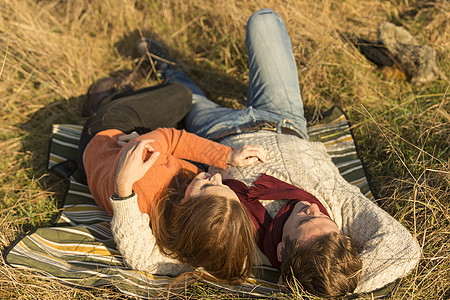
5,106,378,298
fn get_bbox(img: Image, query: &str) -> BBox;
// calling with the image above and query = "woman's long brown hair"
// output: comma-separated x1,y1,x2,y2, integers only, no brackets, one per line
150,170,256,284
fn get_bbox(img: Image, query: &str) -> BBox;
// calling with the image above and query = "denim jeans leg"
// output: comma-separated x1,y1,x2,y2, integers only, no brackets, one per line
165,68,206,97
184,94,235,138
245,8,308,138
165,68,253,138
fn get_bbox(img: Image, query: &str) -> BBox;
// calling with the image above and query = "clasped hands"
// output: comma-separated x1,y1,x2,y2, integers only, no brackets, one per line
114,131,268,197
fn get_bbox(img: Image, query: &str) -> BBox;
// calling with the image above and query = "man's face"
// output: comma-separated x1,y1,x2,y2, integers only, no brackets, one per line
277,201,340,262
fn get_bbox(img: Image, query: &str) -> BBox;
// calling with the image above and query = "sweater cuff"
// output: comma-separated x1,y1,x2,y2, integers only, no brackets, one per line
217,146,232,169
111,190,136,201
110,193,143,219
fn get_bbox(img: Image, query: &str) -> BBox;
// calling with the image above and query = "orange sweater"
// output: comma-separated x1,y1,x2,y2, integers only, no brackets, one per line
84,128,232,215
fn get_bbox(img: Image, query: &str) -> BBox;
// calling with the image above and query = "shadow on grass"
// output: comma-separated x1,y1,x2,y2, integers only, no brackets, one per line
115,28,249,107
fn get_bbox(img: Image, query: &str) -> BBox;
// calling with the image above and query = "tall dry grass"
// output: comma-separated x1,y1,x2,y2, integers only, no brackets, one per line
0,0,448,299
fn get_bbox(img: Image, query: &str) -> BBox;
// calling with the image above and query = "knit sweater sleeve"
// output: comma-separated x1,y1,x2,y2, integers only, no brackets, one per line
110,194,193,275
338,188,422,293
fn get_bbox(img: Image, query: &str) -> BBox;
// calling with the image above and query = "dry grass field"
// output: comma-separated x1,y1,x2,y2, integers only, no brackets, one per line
0,0,448,299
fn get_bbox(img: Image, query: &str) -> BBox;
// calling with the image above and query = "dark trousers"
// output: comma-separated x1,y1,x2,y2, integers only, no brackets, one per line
78,82,193,180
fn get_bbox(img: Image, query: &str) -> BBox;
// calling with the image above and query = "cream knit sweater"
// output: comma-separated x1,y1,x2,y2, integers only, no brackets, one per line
110,196,193,276
209,131,421,293
110,131,421,293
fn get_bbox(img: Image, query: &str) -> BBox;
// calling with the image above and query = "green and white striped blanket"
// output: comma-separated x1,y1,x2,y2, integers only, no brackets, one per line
5,106,378,298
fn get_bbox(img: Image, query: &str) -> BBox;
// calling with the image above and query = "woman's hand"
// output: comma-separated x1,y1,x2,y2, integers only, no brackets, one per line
227,145,268,167
117,131,140,147
115,139,160,197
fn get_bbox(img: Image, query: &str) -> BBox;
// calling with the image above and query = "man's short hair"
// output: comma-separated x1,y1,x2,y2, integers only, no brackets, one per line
280,232,362,297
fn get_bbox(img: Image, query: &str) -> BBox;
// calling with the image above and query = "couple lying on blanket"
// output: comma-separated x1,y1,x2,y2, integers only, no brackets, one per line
77,9,420,298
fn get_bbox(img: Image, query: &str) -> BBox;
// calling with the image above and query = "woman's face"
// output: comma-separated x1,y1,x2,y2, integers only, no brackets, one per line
182,172,239,204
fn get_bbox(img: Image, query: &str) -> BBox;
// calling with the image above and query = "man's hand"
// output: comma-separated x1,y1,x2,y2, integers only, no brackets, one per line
117,131,140,147
227,145,268,167
115,139,159,197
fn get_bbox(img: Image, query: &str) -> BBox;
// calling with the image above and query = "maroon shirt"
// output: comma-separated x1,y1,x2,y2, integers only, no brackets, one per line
224,174,330,270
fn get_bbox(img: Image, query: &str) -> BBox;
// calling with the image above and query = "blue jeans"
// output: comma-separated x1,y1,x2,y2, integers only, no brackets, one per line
165,8,308,140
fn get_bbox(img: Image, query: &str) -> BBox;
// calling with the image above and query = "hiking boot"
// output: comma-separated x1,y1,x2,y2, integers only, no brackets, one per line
82,75,133,117
135,37,177,79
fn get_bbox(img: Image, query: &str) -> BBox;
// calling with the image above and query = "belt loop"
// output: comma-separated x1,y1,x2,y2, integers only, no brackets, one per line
276,121,282,134
248,106,257,122
282,118,295,130
235,125,242,134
